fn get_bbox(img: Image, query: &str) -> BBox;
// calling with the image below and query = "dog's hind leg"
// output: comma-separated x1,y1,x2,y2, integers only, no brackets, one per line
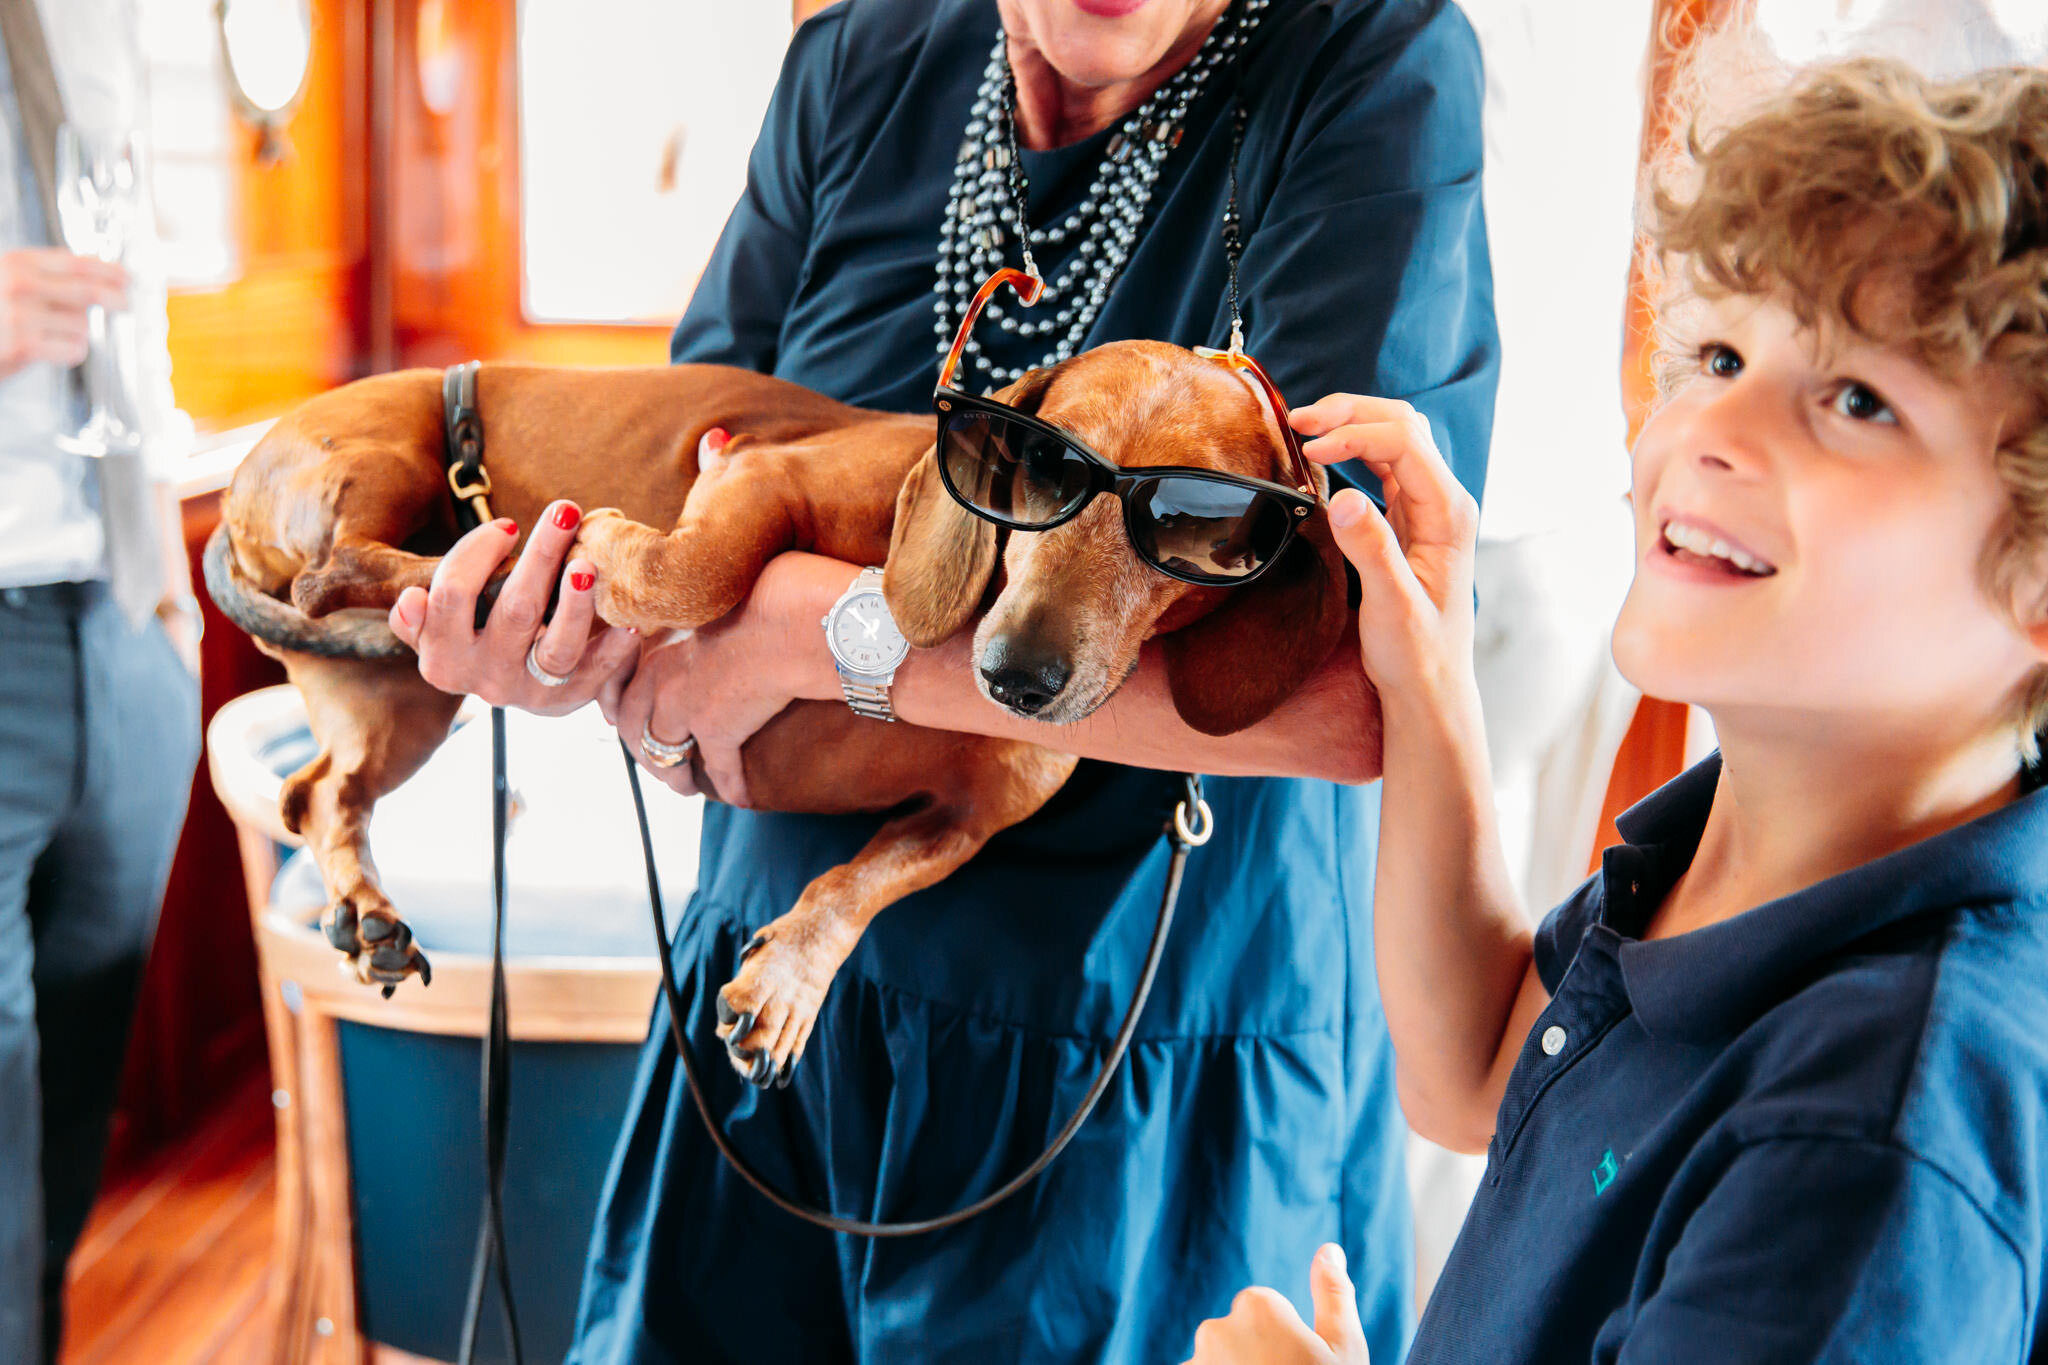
290,538,445,619
275,650,463,995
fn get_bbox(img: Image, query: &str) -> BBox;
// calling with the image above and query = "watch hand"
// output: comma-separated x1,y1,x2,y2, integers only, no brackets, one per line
862,616,880,640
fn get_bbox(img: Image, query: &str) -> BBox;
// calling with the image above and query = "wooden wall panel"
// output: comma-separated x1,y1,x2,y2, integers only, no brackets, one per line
164,0,369,429
386,0,669,368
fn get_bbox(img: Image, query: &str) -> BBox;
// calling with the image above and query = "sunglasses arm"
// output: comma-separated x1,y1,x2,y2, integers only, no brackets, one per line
935,268,1045,395
1195,346,1320,499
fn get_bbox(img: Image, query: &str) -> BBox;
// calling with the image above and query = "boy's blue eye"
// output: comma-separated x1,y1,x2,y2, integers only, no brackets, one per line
1703,344,1742,378
1831,382,1897,425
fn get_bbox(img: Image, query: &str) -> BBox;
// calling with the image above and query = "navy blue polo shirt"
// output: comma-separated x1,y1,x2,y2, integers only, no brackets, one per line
1410,754,2048,1364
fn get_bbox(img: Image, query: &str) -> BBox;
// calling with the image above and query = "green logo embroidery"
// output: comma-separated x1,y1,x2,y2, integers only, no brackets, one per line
1592,1149,1619,1196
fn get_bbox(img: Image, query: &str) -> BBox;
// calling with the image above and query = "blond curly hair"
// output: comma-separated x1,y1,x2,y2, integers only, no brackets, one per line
1644,49,2048,762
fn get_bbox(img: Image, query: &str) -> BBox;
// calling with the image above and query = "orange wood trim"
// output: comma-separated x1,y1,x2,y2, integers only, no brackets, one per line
1589,698,1694,870
168,0,371,430
296,1008,372,1365
1588,0,1746,871
387,0,670,368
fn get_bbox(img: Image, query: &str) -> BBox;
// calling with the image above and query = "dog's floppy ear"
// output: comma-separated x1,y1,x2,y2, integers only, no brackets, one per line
884,369,1053,647
884,442,998,647
1161,475,1353,737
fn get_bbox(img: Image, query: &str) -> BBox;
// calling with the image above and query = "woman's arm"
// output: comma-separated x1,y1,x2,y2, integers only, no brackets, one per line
1294,393,1546,1154
605,546,1382,809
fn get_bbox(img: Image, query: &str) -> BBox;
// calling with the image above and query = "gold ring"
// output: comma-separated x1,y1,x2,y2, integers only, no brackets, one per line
640,722,697,769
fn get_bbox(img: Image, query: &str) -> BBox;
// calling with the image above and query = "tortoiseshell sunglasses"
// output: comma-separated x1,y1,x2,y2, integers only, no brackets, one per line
931,269,1318,586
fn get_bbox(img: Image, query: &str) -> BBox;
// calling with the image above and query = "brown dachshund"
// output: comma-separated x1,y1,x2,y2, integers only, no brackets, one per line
204,342,1348,1084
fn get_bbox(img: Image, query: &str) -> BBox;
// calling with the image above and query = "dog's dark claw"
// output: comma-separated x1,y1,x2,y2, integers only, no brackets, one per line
740,931,768,963
369,942,415,974
716,994,737,1027
325,902,358,952
730,1011,757,1047
415,952,432,988
381,982,397,1000
774,1059,794,1090
749,1051,774,1087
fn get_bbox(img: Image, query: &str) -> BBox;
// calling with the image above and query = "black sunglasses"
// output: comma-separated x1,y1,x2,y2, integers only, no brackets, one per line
932,269,1317,587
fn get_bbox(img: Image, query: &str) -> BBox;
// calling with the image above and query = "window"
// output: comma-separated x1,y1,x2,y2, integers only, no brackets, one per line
516,0,789,325
1757,0,2048,72
138,0,238,289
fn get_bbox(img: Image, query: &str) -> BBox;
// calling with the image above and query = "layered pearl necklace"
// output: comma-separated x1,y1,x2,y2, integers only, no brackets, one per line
932,0,1268,388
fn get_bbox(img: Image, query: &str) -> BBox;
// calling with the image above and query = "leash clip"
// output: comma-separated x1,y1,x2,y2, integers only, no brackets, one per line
1172,774,1213,848
447,457,495,526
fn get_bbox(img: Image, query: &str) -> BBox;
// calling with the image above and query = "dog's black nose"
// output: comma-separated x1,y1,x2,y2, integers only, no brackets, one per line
979,638,1071,716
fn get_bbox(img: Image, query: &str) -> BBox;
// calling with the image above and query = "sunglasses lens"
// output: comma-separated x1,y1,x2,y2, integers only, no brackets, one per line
941,409,1095,527
1130,476,1294,581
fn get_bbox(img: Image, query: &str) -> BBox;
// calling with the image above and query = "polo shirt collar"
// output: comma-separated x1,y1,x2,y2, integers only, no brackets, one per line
1605,754,2048,1043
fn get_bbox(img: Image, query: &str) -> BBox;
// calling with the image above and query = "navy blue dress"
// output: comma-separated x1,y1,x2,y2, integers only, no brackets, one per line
569,3,1497,1361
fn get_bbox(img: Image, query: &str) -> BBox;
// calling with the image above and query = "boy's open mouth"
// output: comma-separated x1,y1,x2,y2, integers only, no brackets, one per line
1659,518,1777,578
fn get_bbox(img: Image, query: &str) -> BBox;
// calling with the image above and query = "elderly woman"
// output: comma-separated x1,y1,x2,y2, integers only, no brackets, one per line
390,0,1495,1359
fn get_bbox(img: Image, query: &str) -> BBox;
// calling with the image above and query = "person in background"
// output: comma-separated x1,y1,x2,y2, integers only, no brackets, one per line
0,1,200,1361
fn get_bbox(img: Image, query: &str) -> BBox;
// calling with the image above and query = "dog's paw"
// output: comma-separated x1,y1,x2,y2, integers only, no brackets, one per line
714,917,855,1089
569,509,666,634
324,895,432,999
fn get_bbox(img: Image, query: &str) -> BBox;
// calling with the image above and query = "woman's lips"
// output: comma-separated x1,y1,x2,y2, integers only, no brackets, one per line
1071,0,1153,17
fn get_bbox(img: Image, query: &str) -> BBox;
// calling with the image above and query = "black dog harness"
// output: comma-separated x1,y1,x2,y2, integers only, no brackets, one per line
434,362,1212,1359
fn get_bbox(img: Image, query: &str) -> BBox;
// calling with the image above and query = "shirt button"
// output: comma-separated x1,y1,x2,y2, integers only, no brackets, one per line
1541,1025,1568,1056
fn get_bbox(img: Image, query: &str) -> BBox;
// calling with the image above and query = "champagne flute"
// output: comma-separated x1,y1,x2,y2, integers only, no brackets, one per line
53,124,145,457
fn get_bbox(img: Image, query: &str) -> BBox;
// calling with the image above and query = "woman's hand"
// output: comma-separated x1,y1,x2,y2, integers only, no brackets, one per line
608,552,848,807
1290,395,1479,701
388,500,642,715
1183,1245,1369,1365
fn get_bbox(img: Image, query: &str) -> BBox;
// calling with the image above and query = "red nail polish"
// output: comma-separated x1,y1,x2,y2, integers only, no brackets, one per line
570,571,595,592
500,520,519,536
552,503,581,531
704,426,731,450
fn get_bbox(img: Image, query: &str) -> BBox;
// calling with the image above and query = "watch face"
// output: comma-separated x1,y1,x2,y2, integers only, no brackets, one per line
829,591,907,674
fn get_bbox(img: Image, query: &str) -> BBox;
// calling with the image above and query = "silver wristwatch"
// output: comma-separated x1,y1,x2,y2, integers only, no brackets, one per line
822,566,910,722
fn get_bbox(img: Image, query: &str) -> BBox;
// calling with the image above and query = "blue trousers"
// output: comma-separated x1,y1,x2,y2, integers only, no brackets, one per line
0,581,198,1363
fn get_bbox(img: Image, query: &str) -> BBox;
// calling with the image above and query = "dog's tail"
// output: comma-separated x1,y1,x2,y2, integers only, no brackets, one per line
202,525,413,661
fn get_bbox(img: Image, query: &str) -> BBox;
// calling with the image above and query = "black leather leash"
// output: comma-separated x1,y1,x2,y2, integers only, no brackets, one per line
437,359,1210,1254
440,361,524,1365
619,751,1209,1236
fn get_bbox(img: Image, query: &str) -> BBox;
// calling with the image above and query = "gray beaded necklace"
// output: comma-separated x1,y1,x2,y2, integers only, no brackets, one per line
932,0,1268,388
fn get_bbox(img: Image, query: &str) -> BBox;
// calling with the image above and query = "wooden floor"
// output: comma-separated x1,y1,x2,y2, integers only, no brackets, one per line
58,1081,280,1365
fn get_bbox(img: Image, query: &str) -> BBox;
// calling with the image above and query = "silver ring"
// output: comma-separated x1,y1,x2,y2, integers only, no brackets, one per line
525,640,572,688
640,722,697,769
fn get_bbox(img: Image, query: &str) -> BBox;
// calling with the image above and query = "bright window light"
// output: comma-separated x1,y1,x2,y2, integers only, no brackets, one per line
517,0,788,326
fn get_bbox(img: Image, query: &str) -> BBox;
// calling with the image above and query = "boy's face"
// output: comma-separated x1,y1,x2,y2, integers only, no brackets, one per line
1613,291,2047,742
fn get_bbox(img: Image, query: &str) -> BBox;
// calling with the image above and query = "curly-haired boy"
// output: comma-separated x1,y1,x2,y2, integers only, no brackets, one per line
1189,54,2048,1365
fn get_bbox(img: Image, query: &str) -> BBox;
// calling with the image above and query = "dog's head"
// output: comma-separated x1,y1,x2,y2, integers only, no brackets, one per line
885,340,1351,736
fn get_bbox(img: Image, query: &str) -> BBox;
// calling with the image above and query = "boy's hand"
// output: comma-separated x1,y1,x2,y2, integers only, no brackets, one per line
1182,1244,1369,1365
1291,395,1478,700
